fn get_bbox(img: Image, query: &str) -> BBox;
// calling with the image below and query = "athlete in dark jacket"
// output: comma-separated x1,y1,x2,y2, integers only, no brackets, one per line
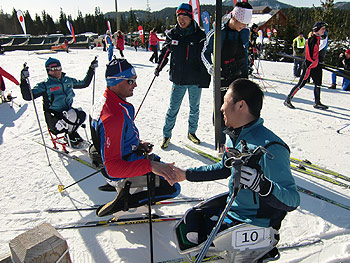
284,22,328,110
155,3,210,149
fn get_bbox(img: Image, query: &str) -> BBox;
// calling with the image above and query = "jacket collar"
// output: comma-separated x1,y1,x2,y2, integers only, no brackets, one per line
103,87,132,106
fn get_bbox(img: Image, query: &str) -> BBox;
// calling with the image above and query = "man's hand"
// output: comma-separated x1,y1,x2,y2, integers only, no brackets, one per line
138,141,153,153
240,166,272,196
172,166,186,182
90,58,98,70
21,67,30,80
150,161,177,185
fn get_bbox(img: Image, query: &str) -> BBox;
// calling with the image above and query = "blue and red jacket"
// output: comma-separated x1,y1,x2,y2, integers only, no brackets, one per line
91,88,152,179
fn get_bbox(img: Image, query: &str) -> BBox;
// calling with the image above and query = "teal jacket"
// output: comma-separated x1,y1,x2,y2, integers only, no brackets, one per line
21,68,94,112
186,118,300,229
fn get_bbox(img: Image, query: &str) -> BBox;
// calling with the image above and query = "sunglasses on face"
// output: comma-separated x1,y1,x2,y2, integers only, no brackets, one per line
48,66,62,71
127,78,137,85
107,76,137,85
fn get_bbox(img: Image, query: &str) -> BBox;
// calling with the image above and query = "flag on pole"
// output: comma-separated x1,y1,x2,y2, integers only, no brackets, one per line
16,10,26,35
201,11,210,34
66,21,76,43
138,25,144,44
189,0,201,26
107,21,112,34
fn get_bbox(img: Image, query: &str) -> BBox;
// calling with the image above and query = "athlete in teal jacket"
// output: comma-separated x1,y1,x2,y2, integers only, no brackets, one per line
20,57,97,145
174,79,300,242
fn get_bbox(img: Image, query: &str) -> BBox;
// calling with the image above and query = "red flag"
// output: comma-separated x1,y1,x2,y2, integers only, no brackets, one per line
189,0,201,25
138,25,144,44
273,28,277,37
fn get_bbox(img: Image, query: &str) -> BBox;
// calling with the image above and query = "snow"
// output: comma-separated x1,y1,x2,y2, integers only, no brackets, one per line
1,46,350,263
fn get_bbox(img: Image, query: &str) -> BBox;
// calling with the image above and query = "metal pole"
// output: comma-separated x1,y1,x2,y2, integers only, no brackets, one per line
115,0,120,31
24,63,51,166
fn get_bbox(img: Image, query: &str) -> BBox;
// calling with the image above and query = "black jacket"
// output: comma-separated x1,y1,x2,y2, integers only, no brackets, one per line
158,21,210,88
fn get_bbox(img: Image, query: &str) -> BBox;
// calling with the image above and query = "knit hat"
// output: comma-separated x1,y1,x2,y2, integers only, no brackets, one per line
231,4,253,25
313,21,327,32
45,57,61,70
345,49,350,55
105,58,136,87
176,3,193,18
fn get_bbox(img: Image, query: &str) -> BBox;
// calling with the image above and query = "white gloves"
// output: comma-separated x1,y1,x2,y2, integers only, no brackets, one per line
207,65,214,76
240,166,272,196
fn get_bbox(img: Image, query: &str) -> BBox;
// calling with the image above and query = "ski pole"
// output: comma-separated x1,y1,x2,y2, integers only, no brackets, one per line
134,74,156,120
91,55,98,106
337,123,350,134
57,169,103,192
134,48,170,120
24,63,51,166
194,161,242,263
146,172,155,263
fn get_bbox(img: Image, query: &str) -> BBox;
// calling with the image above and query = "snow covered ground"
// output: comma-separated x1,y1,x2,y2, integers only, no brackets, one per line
0,46,349,262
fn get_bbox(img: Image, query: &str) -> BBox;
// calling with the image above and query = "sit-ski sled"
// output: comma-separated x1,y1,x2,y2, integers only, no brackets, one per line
174,192,280,263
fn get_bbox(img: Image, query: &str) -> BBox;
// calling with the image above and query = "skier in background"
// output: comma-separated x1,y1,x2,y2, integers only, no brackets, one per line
329,48,350,91
105,30,114,61
248,23,259,75
0,66,19,102
20,57,98,148
149,28,164,63
292,32,305,78
284,22,329,110
201,1,252,155
115,31,125,58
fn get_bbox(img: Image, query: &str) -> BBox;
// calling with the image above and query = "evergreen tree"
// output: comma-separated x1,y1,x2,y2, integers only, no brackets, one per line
58,9,68,35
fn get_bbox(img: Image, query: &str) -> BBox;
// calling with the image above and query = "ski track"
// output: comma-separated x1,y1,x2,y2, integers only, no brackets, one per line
0,48,350,262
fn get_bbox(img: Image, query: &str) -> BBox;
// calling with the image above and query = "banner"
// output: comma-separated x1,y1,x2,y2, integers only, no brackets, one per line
107,21,112,34
258,30,263,44
201,11,210,34
189,0,201,26
16,10,26,35
138,25,144,44
66,21,76,43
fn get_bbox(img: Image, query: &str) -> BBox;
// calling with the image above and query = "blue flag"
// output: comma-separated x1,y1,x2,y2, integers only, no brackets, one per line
201,11,210,34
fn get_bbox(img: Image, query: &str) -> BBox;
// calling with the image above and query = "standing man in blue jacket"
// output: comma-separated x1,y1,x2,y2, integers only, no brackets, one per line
173,79,300,247
20,57,98,148
202,1,252,155
155,3,211,149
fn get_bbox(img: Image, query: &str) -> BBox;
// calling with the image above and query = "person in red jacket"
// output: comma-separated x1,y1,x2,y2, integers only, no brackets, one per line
115,30,125,58
0,67,19,102
284,22,328,110
149,28,164,63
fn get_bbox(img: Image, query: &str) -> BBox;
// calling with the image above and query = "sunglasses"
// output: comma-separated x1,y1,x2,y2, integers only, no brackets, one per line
127,78,137,85
48,66,62,71
107,76,137,85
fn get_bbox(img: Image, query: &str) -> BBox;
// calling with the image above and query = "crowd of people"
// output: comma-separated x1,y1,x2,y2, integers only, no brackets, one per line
5,1,348,261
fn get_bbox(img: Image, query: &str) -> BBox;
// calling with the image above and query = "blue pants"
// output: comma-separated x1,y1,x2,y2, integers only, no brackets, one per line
163,84,202,138
107,46,113,61
331,72,350,91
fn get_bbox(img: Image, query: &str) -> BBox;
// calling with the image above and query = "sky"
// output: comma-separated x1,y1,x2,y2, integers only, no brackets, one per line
0,0,345,20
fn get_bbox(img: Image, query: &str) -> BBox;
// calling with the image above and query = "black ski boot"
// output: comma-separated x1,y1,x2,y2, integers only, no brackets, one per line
283,96,295,109
313,86,328,110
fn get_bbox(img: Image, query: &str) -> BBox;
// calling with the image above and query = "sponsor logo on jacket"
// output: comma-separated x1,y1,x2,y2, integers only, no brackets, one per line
50,86,60,92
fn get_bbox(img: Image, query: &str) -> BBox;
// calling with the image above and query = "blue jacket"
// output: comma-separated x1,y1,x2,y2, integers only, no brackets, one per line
158,21,211,88
186,118,300,229
201,21,250,76
21,68,94,112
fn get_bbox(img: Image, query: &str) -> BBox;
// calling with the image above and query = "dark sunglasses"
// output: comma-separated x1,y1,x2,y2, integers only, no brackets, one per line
48,66,62,71
127,78,137,85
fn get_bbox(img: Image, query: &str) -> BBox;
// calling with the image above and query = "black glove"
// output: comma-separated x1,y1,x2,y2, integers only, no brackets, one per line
21,67,29,80
240,166,272,196
154,68,160,77
90,59,98,70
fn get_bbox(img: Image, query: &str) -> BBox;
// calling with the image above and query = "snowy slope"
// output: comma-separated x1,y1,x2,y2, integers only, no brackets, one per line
0,46,349,263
